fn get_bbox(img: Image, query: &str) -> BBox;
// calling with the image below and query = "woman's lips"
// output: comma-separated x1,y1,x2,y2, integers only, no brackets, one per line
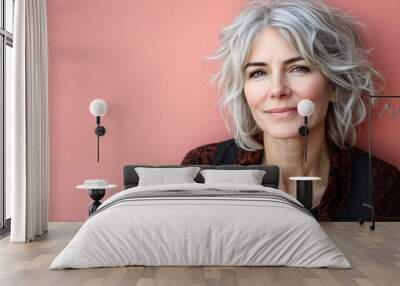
264,107,298,118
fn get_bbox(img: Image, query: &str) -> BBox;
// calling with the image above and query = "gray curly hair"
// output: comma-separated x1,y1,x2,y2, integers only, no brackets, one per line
209,0,382,150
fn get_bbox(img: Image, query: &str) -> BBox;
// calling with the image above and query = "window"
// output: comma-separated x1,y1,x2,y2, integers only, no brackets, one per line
1,0,14,233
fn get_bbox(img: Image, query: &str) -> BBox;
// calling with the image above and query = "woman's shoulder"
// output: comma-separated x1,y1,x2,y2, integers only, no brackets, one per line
330,144,398,173
349,147,400,219
181,138,236,166
349,147,400,176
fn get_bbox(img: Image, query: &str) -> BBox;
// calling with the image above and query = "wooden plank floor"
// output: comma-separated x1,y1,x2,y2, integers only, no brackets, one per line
0,222,399,286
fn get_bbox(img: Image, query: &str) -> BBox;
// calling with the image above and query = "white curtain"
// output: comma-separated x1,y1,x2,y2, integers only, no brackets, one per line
8,0,49,242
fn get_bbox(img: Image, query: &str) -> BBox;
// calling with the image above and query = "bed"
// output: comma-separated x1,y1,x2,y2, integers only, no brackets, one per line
49,165,350,269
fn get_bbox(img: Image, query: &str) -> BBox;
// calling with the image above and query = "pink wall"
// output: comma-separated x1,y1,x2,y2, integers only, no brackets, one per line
325,0,400,165
47,0,400,221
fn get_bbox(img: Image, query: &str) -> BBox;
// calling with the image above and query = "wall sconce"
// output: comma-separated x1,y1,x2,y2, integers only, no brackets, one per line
89,99,107,162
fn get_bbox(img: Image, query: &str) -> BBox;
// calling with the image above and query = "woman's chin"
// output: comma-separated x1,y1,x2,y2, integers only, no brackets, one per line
262,129,301,140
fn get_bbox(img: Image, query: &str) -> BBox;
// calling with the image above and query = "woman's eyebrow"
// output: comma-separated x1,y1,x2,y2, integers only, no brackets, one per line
244,56,305,70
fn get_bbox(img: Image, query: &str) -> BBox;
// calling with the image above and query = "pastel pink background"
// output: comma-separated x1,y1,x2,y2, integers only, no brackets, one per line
47,0,400,221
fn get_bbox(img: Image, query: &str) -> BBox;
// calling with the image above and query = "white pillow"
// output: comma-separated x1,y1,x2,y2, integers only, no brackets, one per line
200,169,266,185
135,167,201,186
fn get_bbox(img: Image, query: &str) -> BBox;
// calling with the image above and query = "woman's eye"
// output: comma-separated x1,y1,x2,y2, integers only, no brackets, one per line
249,70,266,79
291,65,310,73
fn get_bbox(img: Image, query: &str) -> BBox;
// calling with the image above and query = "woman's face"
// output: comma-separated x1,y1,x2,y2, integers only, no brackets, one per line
243,27,335,139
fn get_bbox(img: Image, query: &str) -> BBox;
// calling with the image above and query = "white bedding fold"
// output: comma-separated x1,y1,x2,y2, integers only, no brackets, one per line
50,183,351,269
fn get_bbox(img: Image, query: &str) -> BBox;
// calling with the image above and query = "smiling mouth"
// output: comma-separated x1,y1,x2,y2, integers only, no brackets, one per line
263,107,298,119
264,107,297,114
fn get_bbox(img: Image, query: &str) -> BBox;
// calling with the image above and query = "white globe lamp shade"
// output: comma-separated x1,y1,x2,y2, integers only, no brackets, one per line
297,99,315,117
90,99,107,117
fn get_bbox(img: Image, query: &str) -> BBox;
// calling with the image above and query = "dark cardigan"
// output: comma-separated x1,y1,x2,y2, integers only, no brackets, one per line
181,137,400,221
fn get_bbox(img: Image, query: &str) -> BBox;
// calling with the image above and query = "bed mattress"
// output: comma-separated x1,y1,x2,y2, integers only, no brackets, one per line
50,183,351,269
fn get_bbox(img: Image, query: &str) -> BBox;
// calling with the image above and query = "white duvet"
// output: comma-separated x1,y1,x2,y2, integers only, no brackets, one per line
50,183,351,269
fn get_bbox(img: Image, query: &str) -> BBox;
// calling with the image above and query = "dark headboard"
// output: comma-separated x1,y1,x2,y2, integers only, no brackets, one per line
123,165,280,189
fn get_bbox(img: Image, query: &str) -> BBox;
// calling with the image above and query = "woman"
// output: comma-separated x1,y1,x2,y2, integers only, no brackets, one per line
181,0,400,221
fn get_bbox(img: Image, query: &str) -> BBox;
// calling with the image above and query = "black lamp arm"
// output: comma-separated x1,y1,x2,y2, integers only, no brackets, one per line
298,116,309,163
94,116,106,162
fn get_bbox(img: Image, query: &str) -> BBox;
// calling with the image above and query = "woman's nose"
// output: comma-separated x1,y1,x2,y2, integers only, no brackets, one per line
270,74,289,99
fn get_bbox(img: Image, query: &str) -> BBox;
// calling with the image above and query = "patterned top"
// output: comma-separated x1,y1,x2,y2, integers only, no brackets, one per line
181,136,400,221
